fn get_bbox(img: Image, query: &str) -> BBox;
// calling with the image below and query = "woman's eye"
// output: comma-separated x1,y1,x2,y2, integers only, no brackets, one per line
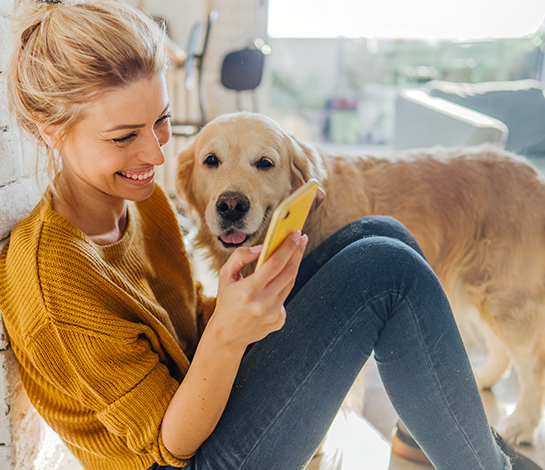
204,154,219,167
156,112,172,125
255,157,274,170
113,133,137,144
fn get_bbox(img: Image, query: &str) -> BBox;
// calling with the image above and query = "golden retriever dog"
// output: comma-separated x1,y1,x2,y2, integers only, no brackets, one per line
176,111,545,445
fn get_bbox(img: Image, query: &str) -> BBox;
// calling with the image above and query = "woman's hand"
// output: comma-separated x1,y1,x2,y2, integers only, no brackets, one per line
161,230,307,457
210,230,308,350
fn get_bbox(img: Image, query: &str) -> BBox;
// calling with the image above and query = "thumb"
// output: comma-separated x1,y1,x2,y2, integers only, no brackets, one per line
221,245,263,283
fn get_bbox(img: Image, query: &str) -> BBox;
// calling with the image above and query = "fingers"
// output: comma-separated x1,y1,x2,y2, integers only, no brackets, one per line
253,232,307,305
213,234,304,347
219,244,262,283
263,233,307,298
253,231,306,284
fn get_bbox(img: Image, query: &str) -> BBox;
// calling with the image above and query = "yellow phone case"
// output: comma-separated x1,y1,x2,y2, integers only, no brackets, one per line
255,178,319,271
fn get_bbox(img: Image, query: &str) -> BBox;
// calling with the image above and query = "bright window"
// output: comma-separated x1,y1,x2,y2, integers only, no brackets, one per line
268,0,545,40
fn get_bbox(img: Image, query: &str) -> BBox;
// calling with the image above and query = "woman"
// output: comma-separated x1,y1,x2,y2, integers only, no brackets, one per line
0,1,540,469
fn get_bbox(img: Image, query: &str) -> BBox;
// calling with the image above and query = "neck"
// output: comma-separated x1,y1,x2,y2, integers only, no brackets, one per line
52,175,128,245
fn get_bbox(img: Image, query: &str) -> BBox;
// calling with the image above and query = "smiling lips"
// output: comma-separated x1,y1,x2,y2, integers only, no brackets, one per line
117,168,155,181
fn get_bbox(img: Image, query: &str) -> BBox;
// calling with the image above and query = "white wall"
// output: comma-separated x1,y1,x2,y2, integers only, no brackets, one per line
0,0,44,467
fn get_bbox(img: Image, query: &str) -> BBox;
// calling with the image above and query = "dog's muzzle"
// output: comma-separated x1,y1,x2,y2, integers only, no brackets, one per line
216,192,250,222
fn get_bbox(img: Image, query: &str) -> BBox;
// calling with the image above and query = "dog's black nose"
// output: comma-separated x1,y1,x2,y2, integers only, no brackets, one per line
216,193,250,221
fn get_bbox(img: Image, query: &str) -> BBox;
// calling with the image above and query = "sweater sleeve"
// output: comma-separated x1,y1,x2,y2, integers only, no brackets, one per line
29,324,194,466
1,190,202,467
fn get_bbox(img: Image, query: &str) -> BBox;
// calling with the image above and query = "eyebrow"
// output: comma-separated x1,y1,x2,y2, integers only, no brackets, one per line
103,104,170,133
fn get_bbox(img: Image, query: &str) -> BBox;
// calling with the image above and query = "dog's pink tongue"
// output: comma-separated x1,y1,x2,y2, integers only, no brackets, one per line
220,230,247,244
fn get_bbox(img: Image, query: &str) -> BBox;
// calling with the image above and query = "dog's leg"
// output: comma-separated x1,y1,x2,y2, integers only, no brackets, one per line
474,294,545,445
495,351,545,445
447,287,511,389
474,326,512,390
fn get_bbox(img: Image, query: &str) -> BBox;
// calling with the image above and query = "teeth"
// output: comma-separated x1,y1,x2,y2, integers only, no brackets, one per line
119,168,154,180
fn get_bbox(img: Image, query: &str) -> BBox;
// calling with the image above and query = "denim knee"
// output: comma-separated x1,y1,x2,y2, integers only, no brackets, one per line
338,234,427,285
344,216,425,259
290,216,426,303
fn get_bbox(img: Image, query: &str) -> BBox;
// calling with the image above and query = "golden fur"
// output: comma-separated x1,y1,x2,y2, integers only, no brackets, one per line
176,112,545,445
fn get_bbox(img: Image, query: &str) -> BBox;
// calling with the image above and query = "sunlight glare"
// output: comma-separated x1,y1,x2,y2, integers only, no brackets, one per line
268,0,545,40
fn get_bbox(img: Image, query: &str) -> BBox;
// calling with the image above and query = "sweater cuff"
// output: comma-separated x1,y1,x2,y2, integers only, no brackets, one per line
97,362,190,466
157,427,195,466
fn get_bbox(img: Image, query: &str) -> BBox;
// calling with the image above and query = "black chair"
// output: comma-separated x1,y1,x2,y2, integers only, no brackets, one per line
171,10,218,137
221,47,265,112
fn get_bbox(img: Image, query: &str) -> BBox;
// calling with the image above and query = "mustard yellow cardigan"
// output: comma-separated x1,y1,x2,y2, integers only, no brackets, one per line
0,186,216,470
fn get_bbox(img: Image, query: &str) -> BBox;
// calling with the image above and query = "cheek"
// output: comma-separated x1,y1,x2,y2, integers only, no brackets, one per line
259,169,293,205
192,166,217,208
157,124,171,146
62,142,99,173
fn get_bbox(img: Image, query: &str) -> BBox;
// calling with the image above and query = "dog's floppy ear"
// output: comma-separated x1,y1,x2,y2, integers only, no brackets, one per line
176,140,199,217
285,134,327,190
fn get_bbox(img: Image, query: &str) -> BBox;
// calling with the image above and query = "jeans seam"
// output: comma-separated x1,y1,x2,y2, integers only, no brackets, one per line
239,289,401,469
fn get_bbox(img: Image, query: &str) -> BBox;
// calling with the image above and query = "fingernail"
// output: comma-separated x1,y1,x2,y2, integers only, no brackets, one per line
289,230,301,241
250,244,263,253
300,234,309,248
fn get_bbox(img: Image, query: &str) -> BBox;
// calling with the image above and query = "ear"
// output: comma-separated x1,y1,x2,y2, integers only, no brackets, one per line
285,134,327,190
176,140,199,219
37,123,61,150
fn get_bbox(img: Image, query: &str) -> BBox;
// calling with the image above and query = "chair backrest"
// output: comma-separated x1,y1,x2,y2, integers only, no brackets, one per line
185,10,218,90
199,10,218,64
184,21,203,89
221,48,265,91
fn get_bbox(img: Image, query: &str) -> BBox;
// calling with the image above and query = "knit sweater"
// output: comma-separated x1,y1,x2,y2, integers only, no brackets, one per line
0,185,216,470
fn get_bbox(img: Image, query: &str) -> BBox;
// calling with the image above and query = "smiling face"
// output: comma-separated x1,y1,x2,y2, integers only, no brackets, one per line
57,75,171,207
178,114,297,259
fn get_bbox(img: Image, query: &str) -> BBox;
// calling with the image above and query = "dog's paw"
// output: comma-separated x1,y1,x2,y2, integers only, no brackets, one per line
495,414,536,446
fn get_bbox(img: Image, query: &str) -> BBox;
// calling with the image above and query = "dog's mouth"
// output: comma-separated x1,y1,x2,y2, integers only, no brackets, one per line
218,229,250,248
217,207,272,249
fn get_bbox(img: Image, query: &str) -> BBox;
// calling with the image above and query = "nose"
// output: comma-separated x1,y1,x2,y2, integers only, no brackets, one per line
216,192,250,221
140,131,166,166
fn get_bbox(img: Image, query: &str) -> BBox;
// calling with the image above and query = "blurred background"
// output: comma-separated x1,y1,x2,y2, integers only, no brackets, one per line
135,0,545,196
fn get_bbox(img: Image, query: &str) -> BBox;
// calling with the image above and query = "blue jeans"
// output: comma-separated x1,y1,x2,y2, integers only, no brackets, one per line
151,217,510,470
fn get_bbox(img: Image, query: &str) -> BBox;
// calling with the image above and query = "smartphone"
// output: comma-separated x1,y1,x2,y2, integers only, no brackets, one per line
255,178,319,271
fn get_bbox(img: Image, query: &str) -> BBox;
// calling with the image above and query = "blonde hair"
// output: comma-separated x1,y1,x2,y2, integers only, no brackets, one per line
7,0,168,186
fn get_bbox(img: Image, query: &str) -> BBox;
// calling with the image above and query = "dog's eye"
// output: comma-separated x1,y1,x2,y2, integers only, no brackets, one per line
204,154,219,167
255,157,274,170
